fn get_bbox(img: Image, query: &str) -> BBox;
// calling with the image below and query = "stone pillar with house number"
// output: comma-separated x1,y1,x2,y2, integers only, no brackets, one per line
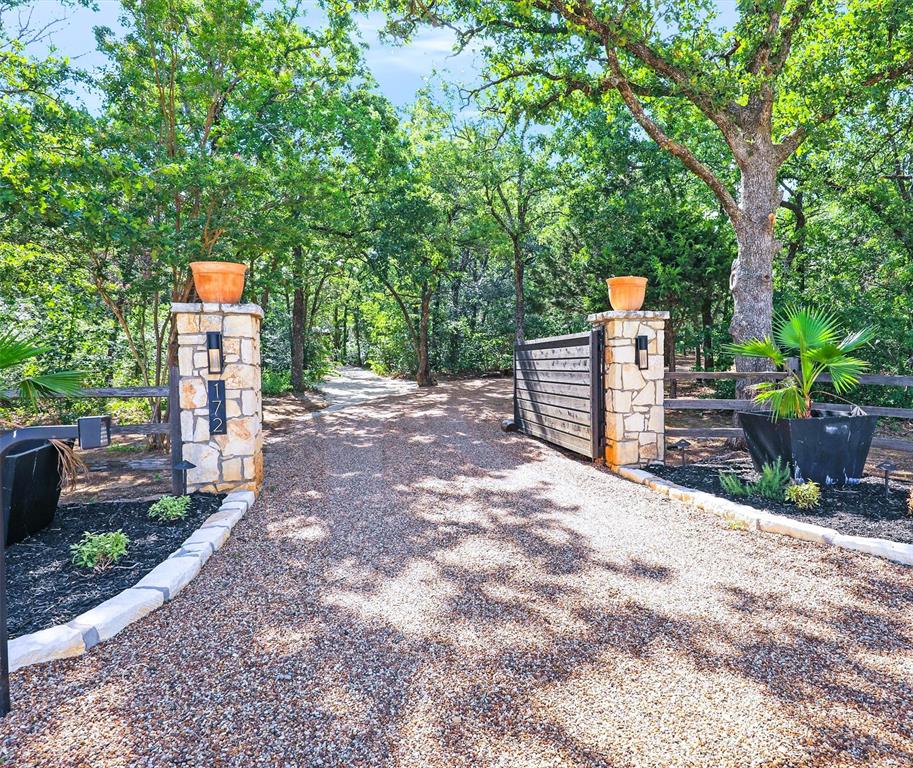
171,302,263,492
588,310,669,468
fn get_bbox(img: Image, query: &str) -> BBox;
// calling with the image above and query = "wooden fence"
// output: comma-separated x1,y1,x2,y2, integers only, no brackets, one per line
2,366,184,491
665,370,913,453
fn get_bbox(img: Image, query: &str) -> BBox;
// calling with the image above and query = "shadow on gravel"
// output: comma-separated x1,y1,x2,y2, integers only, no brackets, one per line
5,380,913,767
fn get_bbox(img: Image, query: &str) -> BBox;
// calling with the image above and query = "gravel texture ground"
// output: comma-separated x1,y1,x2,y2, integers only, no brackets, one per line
2,376,912,767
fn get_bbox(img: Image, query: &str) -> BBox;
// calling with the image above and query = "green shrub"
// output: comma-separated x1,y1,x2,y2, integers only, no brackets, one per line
785,481,821,510
719,472,750,497
71,531,130,571
262,369,292,396
753,458,791,499
719,459,790,501
148,495,191,522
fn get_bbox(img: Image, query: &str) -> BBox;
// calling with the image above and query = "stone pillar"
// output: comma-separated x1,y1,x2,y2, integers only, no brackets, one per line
172,302,263,493
588,310,669,468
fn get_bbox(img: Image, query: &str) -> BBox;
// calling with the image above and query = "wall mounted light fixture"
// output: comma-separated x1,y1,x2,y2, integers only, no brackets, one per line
636,335,649,370
206,331,224,375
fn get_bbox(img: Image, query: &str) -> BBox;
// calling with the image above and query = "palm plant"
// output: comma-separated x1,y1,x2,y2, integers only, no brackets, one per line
0,330,84,406
725,306,873,420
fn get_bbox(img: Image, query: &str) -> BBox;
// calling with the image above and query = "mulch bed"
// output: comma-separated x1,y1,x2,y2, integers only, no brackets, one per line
649,453,913,545
7,493,223,639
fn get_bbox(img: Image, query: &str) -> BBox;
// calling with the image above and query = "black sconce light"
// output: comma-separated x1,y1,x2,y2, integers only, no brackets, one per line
207,331,224,375
636,335,649,370
77,415,111,449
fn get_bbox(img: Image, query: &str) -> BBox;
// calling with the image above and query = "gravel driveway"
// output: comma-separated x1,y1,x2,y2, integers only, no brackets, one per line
3,379,912,767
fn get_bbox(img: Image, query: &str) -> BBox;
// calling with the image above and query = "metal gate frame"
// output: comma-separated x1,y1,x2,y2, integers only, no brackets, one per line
513,327,605,460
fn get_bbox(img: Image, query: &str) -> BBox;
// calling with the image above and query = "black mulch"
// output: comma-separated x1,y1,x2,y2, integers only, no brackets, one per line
649,453,913,545
7,492,223,639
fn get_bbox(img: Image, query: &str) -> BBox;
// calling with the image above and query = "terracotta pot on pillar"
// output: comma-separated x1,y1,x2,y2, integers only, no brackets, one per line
190,261,247,304
606,276,648,311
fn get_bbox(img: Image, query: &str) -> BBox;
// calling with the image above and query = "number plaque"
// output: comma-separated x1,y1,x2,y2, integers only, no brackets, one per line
208,380,227,435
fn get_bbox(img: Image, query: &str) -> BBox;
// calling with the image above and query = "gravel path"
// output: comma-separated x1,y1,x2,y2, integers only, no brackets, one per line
3,380,912,767
318,366,417,410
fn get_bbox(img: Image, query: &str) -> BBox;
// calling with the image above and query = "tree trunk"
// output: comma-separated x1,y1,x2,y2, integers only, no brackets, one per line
448,272,463,370
341,305,349,363
701,297,714,370
290,246,305,393
513,237,525,343
729,159,781,397
354,305,363,366
416,287,434,387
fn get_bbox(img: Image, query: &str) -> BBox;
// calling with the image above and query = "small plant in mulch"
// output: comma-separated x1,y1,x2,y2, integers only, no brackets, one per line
71,531,130,572
718,459,790,501
907,487,913,518
148,495,191,522
785,481,822,510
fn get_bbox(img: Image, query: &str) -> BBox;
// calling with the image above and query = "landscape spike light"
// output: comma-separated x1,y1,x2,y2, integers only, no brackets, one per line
671,438,691,466
876,460,897,497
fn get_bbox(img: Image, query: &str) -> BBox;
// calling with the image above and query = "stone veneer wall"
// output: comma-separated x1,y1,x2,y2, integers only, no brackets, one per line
172,302,263,493
587,310,669,468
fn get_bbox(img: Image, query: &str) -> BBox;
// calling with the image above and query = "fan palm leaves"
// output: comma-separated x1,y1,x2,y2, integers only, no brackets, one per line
0,330,84,406
725,306,873,419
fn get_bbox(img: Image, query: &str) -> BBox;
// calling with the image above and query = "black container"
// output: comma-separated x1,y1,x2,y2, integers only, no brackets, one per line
739,411,878,486
1,440,64,546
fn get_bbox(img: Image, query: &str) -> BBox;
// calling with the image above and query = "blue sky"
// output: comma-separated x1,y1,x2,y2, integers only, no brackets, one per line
18,0,480,110
17,0,739,112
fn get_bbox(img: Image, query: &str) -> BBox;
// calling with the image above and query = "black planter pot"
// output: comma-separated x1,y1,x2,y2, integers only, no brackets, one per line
738,411,878,486
1,439,64,546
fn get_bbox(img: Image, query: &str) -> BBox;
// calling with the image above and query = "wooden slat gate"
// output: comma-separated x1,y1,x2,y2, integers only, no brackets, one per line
513,329,605,459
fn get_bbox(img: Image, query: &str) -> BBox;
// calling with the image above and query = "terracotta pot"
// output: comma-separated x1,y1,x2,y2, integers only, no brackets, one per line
606,276,648,311
190,261,247,304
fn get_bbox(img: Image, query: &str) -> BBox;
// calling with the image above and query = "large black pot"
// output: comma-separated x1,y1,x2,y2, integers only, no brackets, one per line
0,439,64,546
738,411,878,486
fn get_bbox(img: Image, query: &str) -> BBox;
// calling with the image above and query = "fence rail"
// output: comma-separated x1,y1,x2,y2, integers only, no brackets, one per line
664,368,913,453
1,386,169,399
2,370,183,490
665,370,913,387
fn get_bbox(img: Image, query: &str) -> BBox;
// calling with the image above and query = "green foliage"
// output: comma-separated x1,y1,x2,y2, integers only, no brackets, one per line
785,482,822,510
753,459,792,500
148,495,191,522
71,531,130,572
0,330,83,406
719,460,791,501
719,472,750,497
262,369,292,396
3,0,913,413
726,306,872,419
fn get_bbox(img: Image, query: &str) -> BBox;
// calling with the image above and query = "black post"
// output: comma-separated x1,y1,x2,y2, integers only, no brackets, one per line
0,450,8,717
169,365,182,496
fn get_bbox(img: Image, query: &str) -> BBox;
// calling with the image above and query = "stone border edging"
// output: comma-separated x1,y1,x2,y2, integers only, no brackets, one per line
8,489,256,672
615,466,913,568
